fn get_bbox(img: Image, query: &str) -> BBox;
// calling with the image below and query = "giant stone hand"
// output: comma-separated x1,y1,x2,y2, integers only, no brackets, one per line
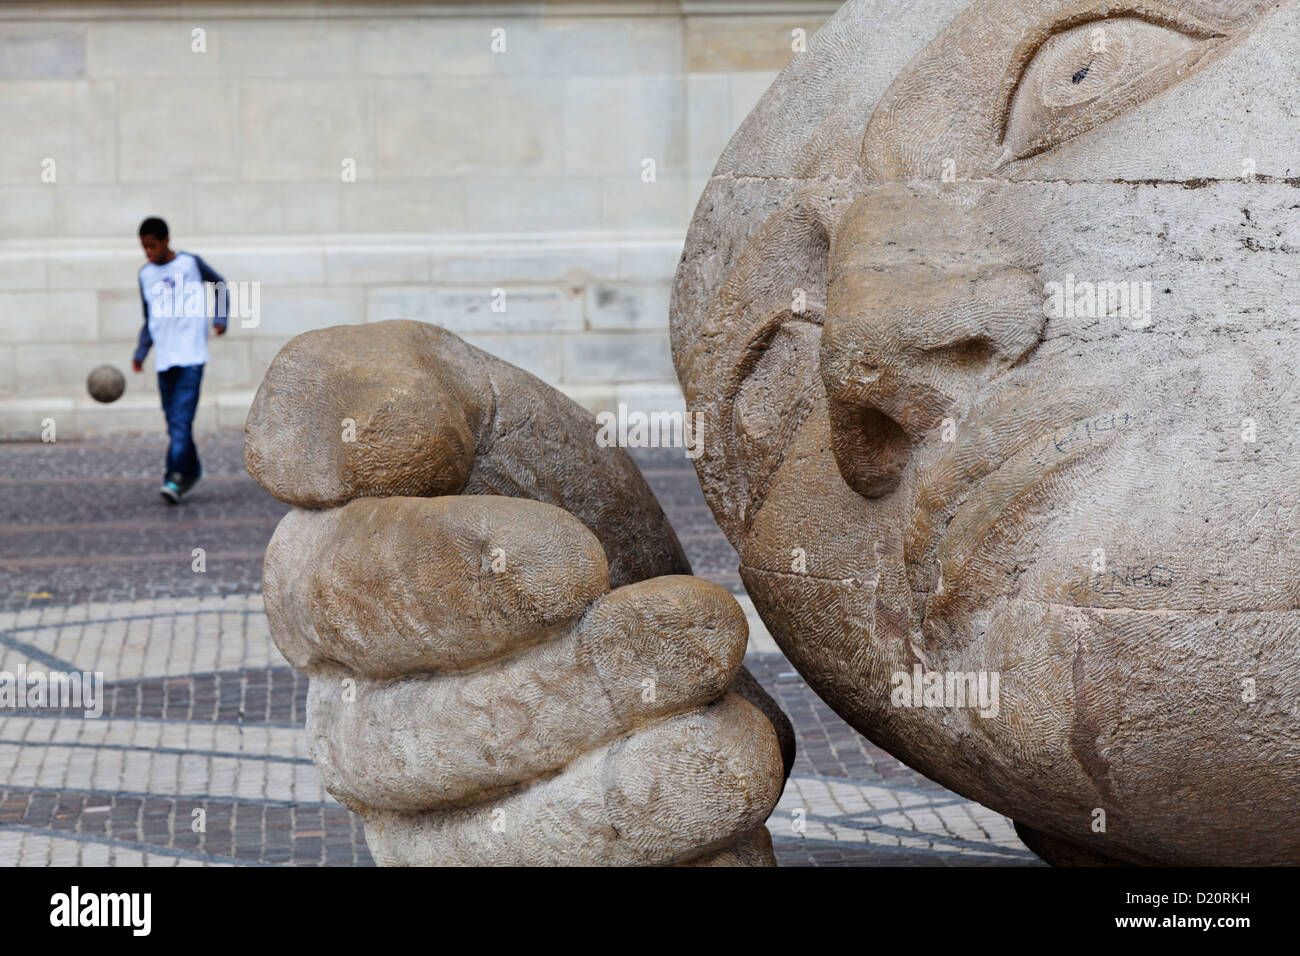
246,320,793,865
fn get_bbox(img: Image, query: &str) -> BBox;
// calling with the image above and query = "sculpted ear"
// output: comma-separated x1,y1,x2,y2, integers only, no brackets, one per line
820,183,1046,499
672,184,846,544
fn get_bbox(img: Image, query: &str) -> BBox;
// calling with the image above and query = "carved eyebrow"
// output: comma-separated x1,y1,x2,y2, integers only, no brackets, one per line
994,4,1228,148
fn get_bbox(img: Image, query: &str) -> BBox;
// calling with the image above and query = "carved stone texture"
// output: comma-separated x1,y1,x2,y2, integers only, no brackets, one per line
246,320,794,865
672,0,1300,864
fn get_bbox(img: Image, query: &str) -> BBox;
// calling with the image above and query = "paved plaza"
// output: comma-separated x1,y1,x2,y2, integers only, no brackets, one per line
0,433,1039,866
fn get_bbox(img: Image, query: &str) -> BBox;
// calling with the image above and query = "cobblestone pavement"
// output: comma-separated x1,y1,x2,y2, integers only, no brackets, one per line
0,432,1039,867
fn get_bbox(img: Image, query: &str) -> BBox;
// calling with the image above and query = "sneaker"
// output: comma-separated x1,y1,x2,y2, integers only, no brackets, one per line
178,475,200,496
160,480,182,505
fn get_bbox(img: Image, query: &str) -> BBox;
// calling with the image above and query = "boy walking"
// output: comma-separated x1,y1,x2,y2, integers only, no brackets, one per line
131,217,227,504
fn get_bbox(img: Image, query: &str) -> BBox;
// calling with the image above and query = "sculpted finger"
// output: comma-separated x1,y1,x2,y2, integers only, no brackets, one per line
263,495,608,678
308,576,749,811
360,693,784,866
246,320,688,586
244,320,482,508
676,826,776,867
730,665,796,780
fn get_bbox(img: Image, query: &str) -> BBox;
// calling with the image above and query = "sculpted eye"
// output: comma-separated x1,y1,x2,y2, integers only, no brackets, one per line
1001,16,1225,163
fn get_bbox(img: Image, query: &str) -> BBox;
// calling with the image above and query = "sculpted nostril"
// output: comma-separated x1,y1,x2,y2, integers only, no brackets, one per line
820,323,919,499
821,314,961,500
827,399,912,498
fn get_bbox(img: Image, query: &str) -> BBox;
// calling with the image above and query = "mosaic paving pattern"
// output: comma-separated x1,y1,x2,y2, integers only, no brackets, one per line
0,433,1038,866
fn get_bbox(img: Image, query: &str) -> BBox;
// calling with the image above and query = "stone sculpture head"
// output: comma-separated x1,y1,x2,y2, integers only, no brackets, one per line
672,0,1300,864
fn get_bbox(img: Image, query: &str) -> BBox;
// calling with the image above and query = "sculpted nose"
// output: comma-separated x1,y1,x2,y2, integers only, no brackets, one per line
821,184,1045,498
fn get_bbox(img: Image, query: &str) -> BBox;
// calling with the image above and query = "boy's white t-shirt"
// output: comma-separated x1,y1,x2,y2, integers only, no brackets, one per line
139,252,211,372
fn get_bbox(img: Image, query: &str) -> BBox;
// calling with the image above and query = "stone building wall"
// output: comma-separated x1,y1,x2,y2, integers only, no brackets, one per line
0,0,836,437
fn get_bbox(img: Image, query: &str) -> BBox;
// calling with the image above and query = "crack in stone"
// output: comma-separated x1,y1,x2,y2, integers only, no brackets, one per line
740,564,872,587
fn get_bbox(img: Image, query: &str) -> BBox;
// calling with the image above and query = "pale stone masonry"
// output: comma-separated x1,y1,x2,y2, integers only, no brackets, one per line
0,0,836,437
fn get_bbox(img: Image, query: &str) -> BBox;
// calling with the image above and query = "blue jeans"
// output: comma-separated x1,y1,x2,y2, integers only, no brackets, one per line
157,364,204,484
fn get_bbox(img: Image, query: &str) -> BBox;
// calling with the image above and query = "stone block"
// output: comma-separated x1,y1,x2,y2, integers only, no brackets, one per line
193,183,285,233
585,282,671,330
434,243,617,284
0,396,76,439
602,176,689,230
239,79,369,181
357,20,497,76
466,177,600,231
203,336,251,388
498,18,684,76
325,247,431,286
685,16,825,73
368,285,582,333
53,184,194,238
13,344,106,392
118,81,238,182
98,289,146,341
616,240,684,281
729,71,779,129
0,345,14,395
562,331,674,382
0,252,47,291
47,250,140,290
339,180,466,232
0,81,115,184
687,73,732,177
0,292,98,344
86,22,223,78
75,396,173,437
252,286,363,339
0,187,55,239
218,21,356,77
0,24,85,80
204,247,325,287
375,76,567,179
564,74,686,177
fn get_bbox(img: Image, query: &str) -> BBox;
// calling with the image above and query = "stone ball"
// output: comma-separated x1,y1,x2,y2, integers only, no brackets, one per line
87,364,126,404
